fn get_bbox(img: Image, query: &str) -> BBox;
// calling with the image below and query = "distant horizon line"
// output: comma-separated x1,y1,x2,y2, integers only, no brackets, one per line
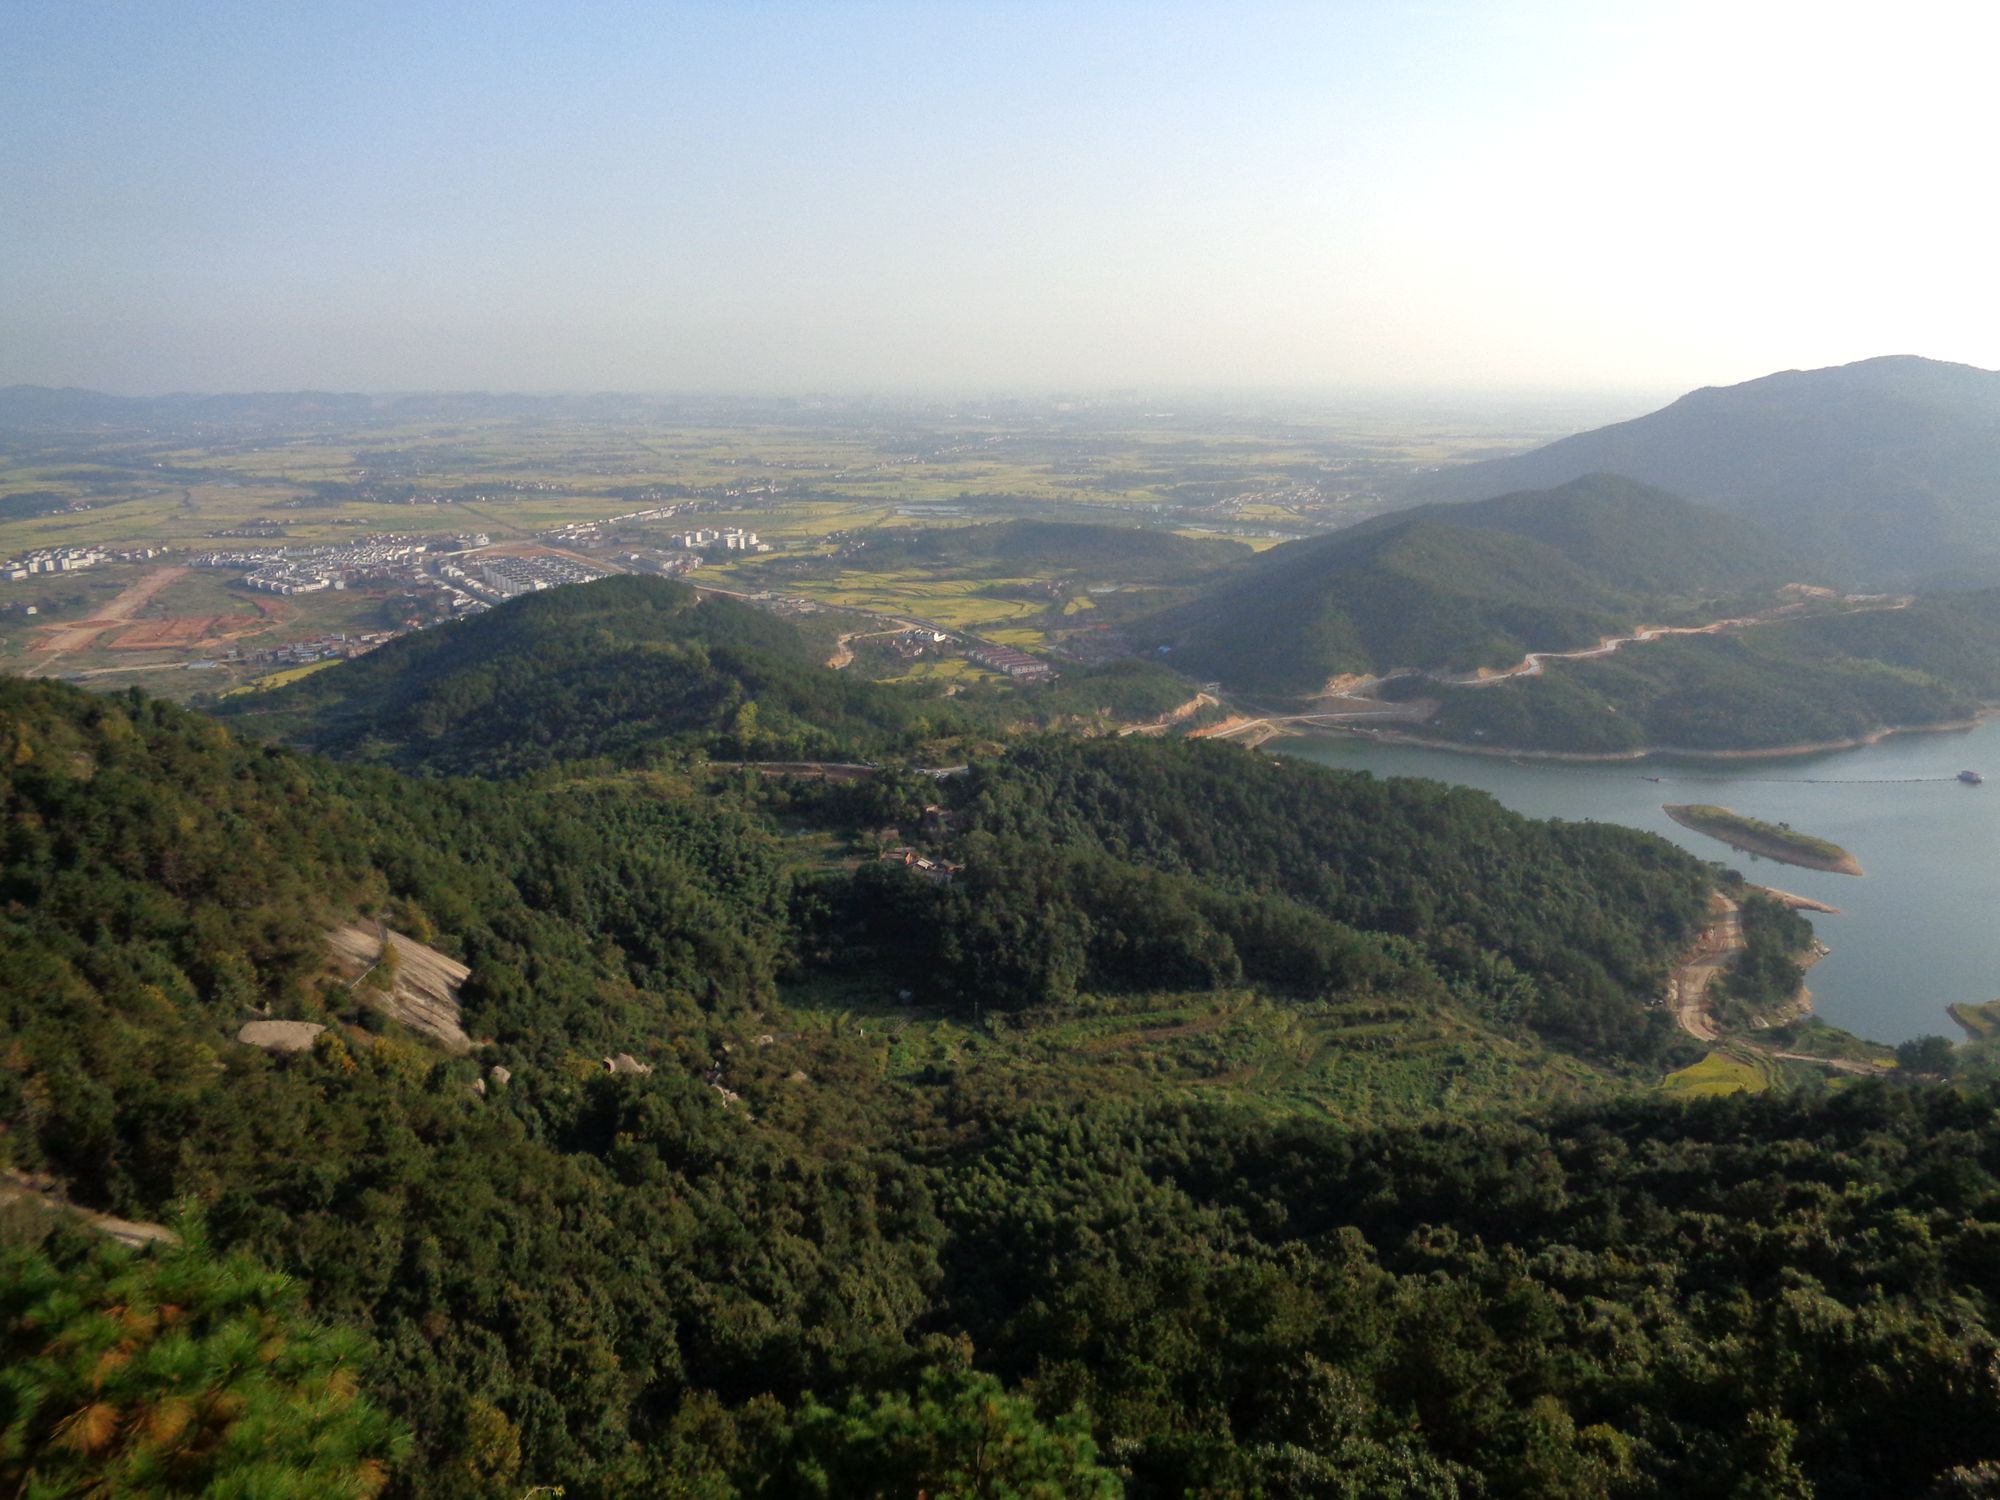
0,377,1693,408
4,352,1981,408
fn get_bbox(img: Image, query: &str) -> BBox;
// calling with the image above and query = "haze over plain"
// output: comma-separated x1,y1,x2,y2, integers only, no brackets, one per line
5,0,1997,397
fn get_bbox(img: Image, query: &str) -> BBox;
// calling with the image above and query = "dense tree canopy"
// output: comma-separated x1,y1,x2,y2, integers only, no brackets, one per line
7,674,1988,1497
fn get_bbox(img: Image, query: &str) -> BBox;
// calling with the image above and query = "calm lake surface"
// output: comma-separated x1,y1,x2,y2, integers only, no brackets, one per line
1277,719,2000,1044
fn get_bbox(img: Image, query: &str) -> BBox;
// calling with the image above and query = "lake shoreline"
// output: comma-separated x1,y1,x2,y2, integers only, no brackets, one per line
1276,709,1992,765
1274,714,2000,1047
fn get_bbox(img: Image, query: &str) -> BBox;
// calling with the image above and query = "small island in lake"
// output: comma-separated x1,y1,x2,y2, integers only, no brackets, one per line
1949,998,2000,1040
1664,803,1864,876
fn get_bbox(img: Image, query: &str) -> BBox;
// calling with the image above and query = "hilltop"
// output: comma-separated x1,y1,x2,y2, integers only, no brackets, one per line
1154,474,1794,694
211,573,954,774
1411,356,2000,584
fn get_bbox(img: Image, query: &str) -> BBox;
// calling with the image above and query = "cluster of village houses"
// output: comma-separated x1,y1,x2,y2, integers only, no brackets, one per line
192,534,491,598
669,526,767,552
541,504,684,544
252,630,400,668
879,846,962,883
464,553,611,599
2,544,160,580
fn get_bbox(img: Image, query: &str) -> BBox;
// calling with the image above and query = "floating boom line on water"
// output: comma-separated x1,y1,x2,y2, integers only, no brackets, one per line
1636,773,1966,786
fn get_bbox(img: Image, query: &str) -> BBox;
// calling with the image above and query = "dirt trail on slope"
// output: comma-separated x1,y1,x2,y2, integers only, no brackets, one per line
1441,593,1913,691
0,1171,178,1248
1764,1050,1889,1076
1218,594,1918,753
1665,892,1742,1042
820,624,908,668
1118,692,1219,736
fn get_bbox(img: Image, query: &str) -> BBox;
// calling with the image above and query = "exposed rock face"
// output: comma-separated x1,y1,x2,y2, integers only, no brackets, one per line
236,1020,325,1055
327,924,473,1052
489,1065,511,1087
605,1053,652,1075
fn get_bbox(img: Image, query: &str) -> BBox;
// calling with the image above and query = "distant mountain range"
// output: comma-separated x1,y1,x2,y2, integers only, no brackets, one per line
1410,356,2000,586
1154,475,1793,694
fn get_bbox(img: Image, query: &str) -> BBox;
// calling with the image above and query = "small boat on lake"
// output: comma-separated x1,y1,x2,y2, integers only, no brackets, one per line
1960,770,1984,785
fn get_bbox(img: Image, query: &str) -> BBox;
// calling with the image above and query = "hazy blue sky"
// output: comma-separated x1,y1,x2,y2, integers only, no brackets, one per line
3,0,1994,394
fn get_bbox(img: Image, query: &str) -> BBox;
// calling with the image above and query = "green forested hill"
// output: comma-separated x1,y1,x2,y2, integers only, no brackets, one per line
902,737,1715,1063
213,574,957,773
1411,355,2000,585
1361,473,1798,596
1156,476,1793,694
10,676,2000,1496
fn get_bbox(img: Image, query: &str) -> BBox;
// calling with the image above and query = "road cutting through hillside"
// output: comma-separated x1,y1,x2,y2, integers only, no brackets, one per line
1666,892,1741,1042
1199,592,1917,749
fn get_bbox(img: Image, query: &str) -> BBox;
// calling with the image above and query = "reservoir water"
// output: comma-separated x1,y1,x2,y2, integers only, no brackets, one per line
1277,718,2000,1044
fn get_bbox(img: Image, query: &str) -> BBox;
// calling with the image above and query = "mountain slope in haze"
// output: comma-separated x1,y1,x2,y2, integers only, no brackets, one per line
213,573,952,773
1157,474,1795,694
1411,356,2000,584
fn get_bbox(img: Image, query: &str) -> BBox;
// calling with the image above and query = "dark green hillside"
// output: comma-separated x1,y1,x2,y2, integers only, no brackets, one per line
214,573,957,773
1423,587,2000,753
12,677,2000,1495
1356,473,1797,596
1158,474,1800,696
1171,521,1634,692
1413,355,2000,584
930,737,1713,1062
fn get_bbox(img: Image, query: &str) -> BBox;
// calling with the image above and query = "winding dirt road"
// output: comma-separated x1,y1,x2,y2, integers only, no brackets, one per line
1666,892,1741,1042
1199,592,1916,748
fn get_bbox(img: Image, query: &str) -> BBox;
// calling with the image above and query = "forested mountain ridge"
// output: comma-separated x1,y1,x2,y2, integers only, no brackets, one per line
1410,356,2000,585
4,671,1919,1495
1154,475,1794,694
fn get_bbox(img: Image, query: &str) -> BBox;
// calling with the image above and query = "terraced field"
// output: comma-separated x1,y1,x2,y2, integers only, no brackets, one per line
781,980,1615,1124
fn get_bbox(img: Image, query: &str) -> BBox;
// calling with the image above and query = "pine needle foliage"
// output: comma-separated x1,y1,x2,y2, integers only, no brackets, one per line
0,1219,407,1499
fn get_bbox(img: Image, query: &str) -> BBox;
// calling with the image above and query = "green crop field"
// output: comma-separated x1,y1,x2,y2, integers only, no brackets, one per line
1660,1049,1777,1096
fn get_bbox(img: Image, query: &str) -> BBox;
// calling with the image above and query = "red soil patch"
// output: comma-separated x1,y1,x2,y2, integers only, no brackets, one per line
110,615,238,648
